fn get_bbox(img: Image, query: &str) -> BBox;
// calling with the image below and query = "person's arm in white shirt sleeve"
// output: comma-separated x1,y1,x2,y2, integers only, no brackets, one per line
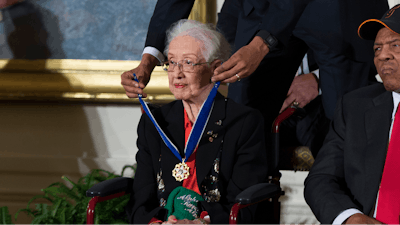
142,46,165,66
332,208,363,225
120,47,162,98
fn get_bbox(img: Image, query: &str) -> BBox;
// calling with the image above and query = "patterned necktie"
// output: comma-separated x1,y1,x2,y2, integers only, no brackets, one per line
376,104,400,224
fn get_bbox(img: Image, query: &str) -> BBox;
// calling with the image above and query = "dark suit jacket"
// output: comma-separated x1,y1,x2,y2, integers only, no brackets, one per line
145,0,312,53
126,93,268,224
337,0,388,63
294,0,388,63
292,0,388,119
304,83,392,223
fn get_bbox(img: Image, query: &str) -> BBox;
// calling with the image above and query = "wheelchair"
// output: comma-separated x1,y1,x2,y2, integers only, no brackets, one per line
85,105,306,224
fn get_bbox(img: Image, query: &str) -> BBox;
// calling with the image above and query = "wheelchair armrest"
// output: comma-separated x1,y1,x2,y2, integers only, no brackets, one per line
86,177,133,197
272,106,298,133
235,183,281,205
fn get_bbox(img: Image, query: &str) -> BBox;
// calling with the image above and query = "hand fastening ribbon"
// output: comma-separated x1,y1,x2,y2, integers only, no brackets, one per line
133,73,220,181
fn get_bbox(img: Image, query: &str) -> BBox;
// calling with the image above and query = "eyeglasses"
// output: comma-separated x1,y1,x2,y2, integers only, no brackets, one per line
163,59,211,72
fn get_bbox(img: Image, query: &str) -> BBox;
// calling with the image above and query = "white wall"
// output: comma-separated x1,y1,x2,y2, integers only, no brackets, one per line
0,103,142,223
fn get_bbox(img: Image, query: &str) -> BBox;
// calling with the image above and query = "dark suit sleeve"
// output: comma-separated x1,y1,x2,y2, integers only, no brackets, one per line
126,114,167,224
200,109,268,224
216,0,240,47
144,0,195,52
304,97,362,223
260,0,312,47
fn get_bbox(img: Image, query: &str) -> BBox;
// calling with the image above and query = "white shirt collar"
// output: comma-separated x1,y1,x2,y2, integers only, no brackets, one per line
388,0,400,8
392,92,400,119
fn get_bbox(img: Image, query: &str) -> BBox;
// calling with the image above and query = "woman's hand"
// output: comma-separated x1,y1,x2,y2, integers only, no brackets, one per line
161,215,209,224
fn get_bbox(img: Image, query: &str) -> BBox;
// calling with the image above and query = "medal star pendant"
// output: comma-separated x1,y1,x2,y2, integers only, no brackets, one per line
172,160,190,182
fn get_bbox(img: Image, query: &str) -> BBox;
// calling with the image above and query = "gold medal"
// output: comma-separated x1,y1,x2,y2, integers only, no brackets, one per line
172,160,190,182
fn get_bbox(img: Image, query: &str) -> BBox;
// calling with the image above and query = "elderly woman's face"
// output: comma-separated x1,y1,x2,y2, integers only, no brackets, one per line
167,35,213,102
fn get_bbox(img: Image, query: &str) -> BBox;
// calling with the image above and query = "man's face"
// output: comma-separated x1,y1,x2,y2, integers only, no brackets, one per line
374,28,400,92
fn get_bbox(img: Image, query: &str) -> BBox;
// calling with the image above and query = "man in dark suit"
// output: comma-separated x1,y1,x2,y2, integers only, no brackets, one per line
121,0,388,119
122,0,311,93
278,0,388,157
304,5,400,224
281,0,388,120
121,0,389,161
121,0,312,155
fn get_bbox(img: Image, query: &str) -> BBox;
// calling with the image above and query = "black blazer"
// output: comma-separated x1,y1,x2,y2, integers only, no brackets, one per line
304,83,392,223
145,0,312,53
338,0,388,63
294,0,388,62
126,93,268,224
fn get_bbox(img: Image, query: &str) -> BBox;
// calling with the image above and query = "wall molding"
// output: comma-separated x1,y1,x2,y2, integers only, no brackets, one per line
0,59,175,104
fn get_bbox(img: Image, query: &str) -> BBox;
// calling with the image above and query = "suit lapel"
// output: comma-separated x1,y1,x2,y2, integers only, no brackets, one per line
363,90,393,211
196,93,226,186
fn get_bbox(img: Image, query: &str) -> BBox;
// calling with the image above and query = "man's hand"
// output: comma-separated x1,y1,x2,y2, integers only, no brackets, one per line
121,54,158,98
212,36,269,83
344,213,382,224
279,72,319,113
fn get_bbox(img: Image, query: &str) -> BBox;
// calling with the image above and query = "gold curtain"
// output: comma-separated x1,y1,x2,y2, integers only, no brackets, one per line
188,0,217,24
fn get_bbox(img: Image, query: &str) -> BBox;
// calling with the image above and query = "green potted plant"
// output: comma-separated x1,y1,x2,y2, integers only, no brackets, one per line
0,206,12,224
2,165,136,224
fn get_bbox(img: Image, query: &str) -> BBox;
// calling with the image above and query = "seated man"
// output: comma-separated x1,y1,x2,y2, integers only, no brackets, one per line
304,4,400,224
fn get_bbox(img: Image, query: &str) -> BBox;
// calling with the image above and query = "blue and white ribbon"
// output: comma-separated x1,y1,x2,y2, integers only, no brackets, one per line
133,73,220,162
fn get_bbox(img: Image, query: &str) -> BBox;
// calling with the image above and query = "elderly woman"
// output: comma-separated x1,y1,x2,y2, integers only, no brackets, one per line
125,19,267,224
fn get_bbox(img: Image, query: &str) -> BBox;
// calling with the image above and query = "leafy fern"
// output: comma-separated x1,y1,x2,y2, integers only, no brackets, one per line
0,207,12,224
3,165,137,224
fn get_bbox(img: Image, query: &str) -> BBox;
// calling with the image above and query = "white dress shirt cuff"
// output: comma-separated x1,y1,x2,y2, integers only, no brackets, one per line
142,46,165,66
312,69,319,79
332,208,363,225
311,69,322,95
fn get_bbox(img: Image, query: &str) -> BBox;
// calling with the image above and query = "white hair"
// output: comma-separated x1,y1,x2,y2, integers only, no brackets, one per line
163,19,231,62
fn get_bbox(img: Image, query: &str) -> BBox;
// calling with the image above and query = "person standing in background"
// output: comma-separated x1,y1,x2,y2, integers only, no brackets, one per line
121,0,389,158
121,0,312,172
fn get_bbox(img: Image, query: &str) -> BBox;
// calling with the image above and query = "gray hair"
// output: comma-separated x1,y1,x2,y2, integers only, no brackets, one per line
163,19,231,62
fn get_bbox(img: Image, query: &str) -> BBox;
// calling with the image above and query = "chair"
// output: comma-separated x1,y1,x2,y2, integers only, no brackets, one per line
86,177,281,224
273,104,305,171
84,106,306,224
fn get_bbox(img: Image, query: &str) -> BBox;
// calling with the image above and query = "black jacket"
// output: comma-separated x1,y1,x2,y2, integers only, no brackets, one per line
126,93,268,224
145,0,312,53
304,83,392,223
